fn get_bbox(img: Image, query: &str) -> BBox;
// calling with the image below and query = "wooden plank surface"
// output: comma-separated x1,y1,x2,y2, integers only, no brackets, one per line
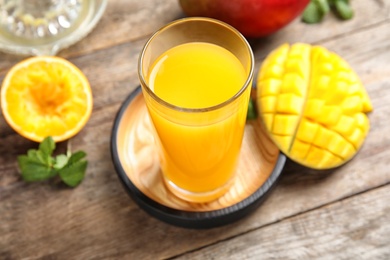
175,184,390,260
1,0,390,259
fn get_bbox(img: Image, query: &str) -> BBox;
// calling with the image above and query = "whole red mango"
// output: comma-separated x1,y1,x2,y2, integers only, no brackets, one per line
179,0,310,37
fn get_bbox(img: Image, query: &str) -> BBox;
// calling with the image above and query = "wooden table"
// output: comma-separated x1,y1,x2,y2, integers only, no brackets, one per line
1,1,389,259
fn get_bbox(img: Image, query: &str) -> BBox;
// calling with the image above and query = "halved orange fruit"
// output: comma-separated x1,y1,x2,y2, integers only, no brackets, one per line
1,56,93,142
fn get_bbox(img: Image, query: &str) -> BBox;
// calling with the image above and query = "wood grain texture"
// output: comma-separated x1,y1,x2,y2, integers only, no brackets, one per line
175,184,390,260
58,0,183,57
1,0,390,259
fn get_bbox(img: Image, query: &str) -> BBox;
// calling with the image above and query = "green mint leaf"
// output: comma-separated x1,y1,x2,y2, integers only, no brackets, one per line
27,149,42,163
334,0,353,20
315,0,330,14
18,155,57,182
58,158,87,187
38,150,54,166
39,136,55,157
302,1,324,24
27,148,54,168
68,151,87,164
54,154,69,170
247,98,257,120
328,0,349,5
18,137,88,187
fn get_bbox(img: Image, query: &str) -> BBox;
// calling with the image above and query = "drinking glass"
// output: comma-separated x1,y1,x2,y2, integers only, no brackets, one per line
138,17,254,203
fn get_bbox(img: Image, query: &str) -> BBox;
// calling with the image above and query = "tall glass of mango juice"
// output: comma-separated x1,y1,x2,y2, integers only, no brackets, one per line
138,18,254,203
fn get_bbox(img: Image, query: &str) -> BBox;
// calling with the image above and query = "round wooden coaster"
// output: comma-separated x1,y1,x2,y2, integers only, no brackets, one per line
111,86,286,229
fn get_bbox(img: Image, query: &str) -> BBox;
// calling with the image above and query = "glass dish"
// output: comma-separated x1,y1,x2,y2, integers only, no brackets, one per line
0,0,107,56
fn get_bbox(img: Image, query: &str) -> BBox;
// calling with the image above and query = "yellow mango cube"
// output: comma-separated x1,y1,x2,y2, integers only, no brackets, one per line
354,113,369,130
285,59,308,79
336,71,352,83
310,75,331,98
327,133,356,159
342,95,363,114
289,43,311,59
312,126,334,149
330,115,356,138
304,99,325,120
317,152,343,169
261,113,274,131
305,146,334,168
316,105,342,126
319,62,333,74
258,78,282,97
272,135,292,152
259,96,277,113
346,128,365,149
280,73,306,96
261,63,284,80
290,139,311,160
276,93,304,114
295,118,319,143
272,114,299,136
325,81,349,105
266,43,289,65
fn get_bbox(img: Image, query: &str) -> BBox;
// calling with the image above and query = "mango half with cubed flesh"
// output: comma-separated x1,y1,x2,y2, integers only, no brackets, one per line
257,43,373,169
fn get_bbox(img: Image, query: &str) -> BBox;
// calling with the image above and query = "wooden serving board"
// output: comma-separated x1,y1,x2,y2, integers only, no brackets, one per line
113,88,281,212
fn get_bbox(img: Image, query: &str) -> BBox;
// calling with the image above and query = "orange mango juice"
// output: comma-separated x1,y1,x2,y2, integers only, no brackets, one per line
147,42,250,201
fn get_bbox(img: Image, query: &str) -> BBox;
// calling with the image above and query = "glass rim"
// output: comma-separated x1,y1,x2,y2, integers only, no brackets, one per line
138,17,255,113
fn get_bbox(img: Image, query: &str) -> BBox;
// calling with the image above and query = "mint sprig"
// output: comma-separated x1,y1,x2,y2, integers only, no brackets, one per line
17,136,87,187
302,0,354,24
247,98,257,120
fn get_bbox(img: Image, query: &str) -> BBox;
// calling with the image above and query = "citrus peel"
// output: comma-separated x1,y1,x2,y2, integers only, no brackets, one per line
1,56,93,142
